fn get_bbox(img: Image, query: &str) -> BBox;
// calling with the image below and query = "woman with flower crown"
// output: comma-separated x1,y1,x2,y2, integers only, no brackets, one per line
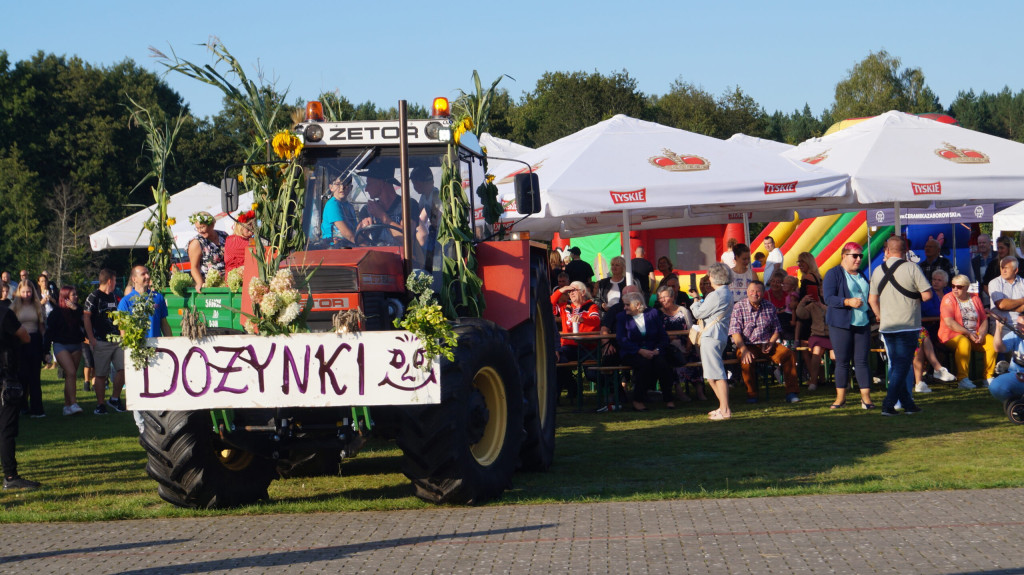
224,209,256,274
187,211,228,292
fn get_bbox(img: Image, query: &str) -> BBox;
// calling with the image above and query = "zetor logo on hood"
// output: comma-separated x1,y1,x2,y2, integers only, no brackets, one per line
764,181,797,194
609,189,647,204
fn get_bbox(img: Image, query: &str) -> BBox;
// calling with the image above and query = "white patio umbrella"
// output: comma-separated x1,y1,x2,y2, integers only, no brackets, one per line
486,115,849,281
781,111,1024,233
90,183,253,251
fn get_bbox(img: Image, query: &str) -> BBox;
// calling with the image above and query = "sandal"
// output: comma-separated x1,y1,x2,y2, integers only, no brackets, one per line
830,401,846,410
861,401,876,410
708,410,731,421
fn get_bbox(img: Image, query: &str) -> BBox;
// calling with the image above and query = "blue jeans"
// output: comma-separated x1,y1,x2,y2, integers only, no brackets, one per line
989,371,1024,401
882,330,919,412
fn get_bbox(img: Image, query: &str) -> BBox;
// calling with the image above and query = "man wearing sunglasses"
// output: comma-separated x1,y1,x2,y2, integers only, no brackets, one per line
869,236,933,416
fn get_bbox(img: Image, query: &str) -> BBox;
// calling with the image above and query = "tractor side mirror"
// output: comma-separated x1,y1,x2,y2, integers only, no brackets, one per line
221,177,239,214
514,172,541,215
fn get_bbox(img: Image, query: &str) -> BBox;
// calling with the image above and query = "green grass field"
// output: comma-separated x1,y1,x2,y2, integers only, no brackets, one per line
2,369,1021,522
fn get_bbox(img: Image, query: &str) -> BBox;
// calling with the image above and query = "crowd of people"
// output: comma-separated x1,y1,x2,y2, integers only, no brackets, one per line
549,232,1024,420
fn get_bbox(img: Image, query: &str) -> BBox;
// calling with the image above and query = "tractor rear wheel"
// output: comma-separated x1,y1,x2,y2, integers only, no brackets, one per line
139,410,277,508
514,250,558,471
398,318,524,504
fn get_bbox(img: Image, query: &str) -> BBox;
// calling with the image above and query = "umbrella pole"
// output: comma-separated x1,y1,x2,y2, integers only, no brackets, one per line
865,222,873,275
743,212,751,245
623,209,634,285
894,200,902,237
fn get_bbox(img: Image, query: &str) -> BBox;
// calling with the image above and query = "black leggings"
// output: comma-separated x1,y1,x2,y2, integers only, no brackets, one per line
829,323,872,389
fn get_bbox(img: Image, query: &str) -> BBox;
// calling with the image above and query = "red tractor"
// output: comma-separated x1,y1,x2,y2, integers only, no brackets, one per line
132,100,557,508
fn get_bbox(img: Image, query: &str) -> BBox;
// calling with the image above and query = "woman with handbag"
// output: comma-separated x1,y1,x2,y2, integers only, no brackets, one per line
657,285,705,401
823,242,875,409
690,263,734,420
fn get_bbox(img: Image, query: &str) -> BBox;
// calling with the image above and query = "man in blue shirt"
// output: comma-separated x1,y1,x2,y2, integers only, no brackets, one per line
115,265,169,422
118,266,171,339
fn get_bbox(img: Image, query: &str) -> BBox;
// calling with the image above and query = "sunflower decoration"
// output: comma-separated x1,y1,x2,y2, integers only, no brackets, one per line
189,212,215,226
452,116,474,144
271,130,303,160
166,217,176,226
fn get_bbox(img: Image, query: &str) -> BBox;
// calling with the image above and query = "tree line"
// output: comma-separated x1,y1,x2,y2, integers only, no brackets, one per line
0,48,1021,288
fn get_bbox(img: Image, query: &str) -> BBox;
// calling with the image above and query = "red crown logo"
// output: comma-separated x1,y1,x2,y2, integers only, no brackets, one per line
496,160,545,185
935,142,989,164
801,150,829,165
648,149,709,172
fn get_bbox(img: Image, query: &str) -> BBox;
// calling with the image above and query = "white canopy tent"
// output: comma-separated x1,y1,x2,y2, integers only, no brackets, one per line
89,182,253,251
781,111,1024,233
485,115,849,283
993,201,1024,242
487,115,849,240
479,132,532,159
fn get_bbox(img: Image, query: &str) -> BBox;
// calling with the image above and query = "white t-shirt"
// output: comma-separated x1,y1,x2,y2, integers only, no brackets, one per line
729,267,756,303
721,250,736,268
763,248,784,281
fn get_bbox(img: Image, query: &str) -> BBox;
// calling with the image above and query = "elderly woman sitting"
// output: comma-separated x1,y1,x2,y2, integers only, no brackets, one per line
939,273,997,388
551,280,601,402
616,291,676,411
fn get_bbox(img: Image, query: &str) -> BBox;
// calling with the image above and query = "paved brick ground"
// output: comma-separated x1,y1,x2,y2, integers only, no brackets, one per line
4,488,1024,574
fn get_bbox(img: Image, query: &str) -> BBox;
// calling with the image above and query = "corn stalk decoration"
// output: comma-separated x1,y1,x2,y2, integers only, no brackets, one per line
128,98,185,290
438,128,483,319
154,40,311,334
454,71,508,232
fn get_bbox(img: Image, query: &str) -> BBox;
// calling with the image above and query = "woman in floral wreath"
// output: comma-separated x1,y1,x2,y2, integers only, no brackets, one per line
187,211,228,292
224,209,256,274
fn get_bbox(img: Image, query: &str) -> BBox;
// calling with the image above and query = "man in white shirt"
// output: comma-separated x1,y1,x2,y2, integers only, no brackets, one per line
989,256,1024,343
762,236,784,281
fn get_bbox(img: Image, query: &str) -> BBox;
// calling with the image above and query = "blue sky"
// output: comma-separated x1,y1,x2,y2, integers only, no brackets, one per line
4,1,1024,123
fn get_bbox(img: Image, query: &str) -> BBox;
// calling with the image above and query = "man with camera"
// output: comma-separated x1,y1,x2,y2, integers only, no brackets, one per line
0,294,37,490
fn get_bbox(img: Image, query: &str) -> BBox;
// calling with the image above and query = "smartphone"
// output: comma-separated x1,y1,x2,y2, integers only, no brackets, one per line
689,273,697,293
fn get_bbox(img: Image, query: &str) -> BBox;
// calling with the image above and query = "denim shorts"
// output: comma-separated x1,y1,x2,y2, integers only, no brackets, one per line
53,342,82,356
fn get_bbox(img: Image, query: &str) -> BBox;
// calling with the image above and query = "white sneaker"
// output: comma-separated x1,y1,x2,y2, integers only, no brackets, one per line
62,403,83,416
914,381,933,393
894,400,903,411
933,367,956,382
958,378,977,390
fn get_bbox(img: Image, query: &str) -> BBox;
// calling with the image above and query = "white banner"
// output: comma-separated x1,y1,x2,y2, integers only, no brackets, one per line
126,331,441,410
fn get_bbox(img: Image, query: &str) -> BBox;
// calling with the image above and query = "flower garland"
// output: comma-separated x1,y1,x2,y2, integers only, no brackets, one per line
189,212,215,226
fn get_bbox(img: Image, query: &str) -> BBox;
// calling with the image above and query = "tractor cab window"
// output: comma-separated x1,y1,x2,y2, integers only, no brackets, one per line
303,148,447,274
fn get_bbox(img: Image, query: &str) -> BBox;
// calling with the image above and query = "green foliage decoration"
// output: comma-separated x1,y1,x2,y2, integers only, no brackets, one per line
393,271,456,365
108,291,157,370
169,272,193,298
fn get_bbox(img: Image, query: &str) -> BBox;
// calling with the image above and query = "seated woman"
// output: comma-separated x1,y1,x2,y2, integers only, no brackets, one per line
550,281,601,402
766,270,796,341
654,274,693,308
595,256,641,312
320,174,358,247
939,273,997,388
795,292,832,391
616,291,676,411
657,285,705,401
